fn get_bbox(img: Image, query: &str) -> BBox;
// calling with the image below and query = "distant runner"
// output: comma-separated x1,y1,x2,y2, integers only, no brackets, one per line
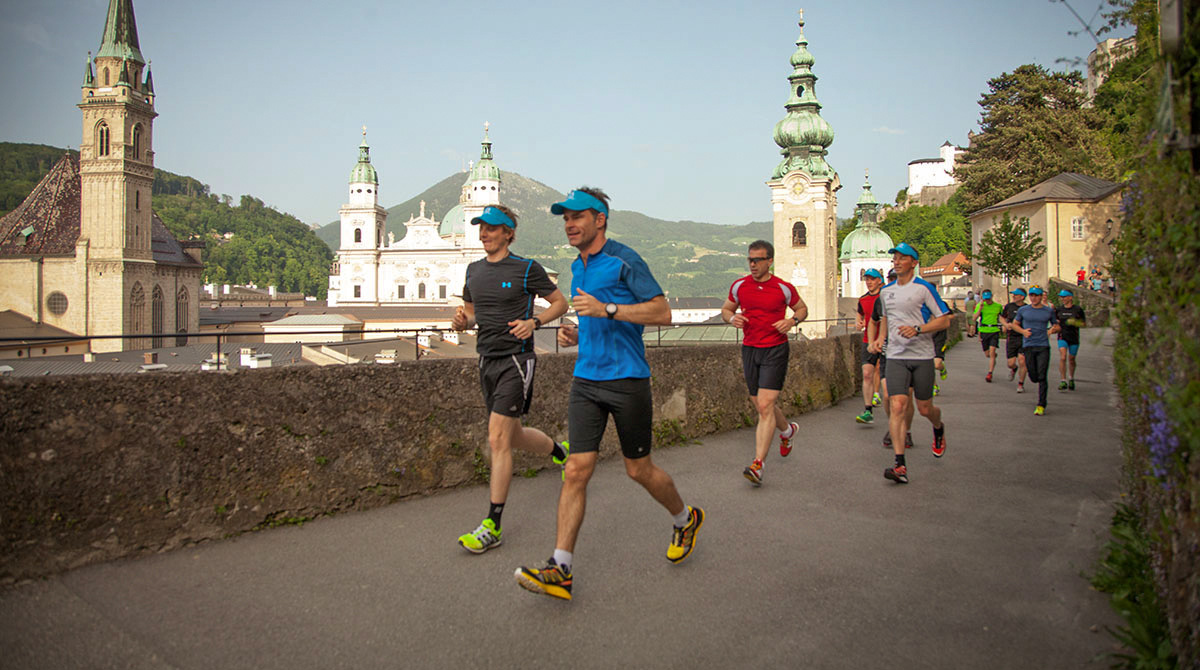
999,287,1029,394
1054,289,1086,391
855,268,885,424
973,290,1002,382
1012,286,1059,416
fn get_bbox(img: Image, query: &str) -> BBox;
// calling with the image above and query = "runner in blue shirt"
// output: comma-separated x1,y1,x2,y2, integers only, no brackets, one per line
515,187,704,601
1013,286,1060,415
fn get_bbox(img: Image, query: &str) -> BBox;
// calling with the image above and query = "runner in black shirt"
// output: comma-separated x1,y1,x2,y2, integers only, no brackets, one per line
999,287,1028,393
452,205,569,554
1053,289,1086,391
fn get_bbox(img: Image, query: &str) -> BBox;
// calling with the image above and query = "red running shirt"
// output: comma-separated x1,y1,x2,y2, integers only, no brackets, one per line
728,274,801,348
857,291,881,343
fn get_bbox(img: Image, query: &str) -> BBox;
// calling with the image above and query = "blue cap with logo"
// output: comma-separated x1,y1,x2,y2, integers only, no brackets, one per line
981,290,993,299
1028,286,1045,296
863,268,884,280
470,206,515,229
887,242,919,260
550,190,609,217
1058,289,1073,297
1012,288,1027,296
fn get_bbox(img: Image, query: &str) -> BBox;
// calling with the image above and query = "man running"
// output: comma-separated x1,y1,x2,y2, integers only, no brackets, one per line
973,289,1002,382
452,205,570,554
1012,286,1060,415
999,287,1029,393
855,269,885,424
722,240,805,485
1054,289,1086,391
869,243,950,485
515,188,703,601
867,269,913,452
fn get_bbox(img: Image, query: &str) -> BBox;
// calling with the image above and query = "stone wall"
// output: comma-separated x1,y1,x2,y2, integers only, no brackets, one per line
1048,277,1113,327
0,334,865,582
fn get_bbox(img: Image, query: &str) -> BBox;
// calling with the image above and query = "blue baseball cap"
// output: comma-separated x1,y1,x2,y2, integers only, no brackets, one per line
1028,286,1045,296
888,242,919,260
550,190,609,217
981,290,993,299
1012,288,1027,296
863,268,884,280
1058,289,1073,297
470,206,515,229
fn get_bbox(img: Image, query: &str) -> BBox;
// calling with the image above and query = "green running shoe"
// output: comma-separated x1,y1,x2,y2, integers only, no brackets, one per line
872,392,882,407
1058,380,1069,390
553,441,570,481
939,365,948,380
1068,379,1076,390
458,518,502,554
855,410,874,424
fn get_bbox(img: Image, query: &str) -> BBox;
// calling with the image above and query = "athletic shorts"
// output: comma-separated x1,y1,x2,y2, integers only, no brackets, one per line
479,352,537,418
878,353,888,378
742,343,789,395
860,339,881,367
932,330,947,358
885,358,936,401
1057,340,1080,356
567,377,653,460
1006,334,1024,359
980,332,1000,351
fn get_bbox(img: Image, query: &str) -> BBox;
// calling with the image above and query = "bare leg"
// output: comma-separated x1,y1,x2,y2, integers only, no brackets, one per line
487,412,554,506
987,347,997,374
861,363,875,407
625,455,685,517
554,451,598,553
915,397,943,430
751,389,785,463
1068,353,1077,379
888,393,909,457
1018,353,1027,383
1059,347,1068,380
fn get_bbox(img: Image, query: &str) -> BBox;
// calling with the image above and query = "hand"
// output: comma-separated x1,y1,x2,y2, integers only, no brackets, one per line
572,288,606,318
730,313,747,328
772,317,794,334
897,325,919,338
557,323,579,347
868,340,882,354
451,306,469,331
855,316,864,331
1049,324,1061,335
507,318,537,340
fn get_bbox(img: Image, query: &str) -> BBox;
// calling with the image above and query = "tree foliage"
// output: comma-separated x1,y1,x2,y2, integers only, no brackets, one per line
878,197,971,264
973,212,1047,290
956,64,1117,213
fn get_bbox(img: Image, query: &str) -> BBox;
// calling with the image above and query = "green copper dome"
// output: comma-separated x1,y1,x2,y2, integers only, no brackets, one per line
773,112,834,151
468,123,501,183
349,133,378,184
856,178,879,206
439,204,466,236
770,11,835,181
840,224,894,261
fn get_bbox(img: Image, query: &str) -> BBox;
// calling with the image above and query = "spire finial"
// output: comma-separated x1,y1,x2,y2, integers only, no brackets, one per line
798,8,804,25
362,125,367,139
484,121,490,137
865,168,869,180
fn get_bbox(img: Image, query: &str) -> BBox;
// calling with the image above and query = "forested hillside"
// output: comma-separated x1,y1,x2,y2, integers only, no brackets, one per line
0,142,332,298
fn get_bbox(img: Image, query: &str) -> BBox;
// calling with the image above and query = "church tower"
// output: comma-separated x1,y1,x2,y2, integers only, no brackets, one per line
78,0,158,348
334,128,387,304
460,123,500,252
766,10,840,337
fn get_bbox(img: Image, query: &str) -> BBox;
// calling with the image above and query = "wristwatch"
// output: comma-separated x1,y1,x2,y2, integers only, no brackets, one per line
531,317,542,330
605,302,618,319
915,325,922,335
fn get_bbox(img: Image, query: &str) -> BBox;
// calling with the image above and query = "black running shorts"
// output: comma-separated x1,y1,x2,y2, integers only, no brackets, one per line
1005,333,1024,359
741,342,790,395
885,358,936,401
932,330,948,358
567,377,653,460
860,339,881,367
479,352,537,418
980,332,1000,352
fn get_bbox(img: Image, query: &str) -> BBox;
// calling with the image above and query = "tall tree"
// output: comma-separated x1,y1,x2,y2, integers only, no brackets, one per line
956,64,1117,213
972,212,1047,290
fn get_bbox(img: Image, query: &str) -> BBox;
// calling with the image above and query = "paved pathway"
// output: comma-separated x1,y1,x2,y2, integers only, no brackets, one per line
0,330,1124,669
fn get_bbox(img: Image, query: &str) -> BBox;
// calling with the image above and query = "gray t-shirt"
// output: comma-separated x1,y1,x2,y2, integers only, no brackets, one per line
876,276,950,360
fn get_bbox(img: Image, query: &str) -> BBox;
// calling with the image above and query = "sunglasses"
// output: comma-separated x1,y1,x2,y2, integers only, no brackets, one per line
747,256,772,263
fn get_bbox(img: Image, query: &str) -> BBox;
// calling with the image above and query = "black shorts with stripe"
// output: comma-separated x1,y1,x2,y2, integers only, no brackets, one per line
479,352,537,417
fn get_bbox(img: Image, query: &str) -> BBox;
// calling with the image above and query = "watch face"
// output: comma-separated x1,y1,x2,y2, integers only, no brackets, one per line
606,302,617,316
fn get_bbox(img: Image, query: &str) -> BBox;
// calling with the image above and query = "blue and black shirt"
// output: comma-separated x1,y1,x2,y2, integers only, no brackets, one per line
463,253,557,357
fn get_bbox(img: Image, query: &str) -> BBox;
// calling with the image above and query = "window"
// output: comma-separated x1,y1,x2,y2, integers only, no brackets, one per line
46,292,69,316
135,190,140,210
438,285,447,299
1071,216,1085,240
130,283,146,349
103,68,109,86
792,221,807,246
354,228,362,243
353,285,361,298
97,121,110,157
418,283,426,300
175,287,189,346
151,286,164,348
132,124,142,160
398,285,405,299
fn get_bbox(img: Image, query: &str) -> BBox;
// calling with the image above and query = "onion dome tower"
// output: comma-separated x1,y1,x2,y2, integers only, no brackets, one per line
839,170,894,298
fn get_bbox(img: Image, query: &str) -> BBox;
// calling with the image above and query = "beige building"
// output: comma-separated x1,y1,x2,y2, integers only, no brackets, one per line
969,172,1122,295
0,0,200,354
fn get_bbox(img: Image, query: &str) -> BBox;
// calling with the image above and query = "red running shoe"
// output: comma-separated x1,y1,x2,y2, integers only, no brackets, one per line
932,427,946,458
779,422,798,457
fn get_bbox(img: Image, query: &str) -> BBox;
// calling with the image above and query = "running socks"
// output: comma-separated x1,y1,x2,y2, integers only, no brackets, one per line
488,502,505,529
672,506,691,528
933,424,945,440
895,454,906,467
550,442,567,462
552,549,573,574
780,423,797,439
864,406,873,414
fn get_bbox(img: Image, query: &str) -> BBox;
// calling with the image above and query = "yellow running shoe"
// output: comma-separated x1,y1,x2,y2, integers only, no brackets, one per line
667,506,705,564
1034,406,1045,416
515,559,572,600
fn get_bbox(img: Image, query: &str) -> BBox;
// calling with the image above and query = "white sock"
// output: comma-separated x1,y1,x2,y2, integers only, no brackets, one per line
672,507,691,528
780,423,796,439
552,549,573,573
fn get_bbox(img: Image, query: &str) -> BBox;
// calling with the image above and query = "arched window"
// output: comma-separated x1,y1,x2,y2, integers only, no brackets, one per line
130,283,145,349
354,228,362,243
792,221,807,247
151,286,164,348
397,285,406,299
131,124,142,160
438,285,447,299
418,283,426,300
175,286,189,346
97,121,110,157
103,68,109,86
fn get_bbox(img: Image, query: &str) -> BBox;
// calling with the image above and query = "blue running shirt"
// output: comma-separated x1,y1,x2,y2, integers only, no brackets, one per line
570,239,665,381
1015,304,1058,347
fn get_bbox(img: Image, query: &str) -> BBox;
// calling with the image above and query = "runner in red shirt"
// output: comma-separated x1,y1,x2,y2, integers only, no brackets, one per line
855,268,885,424
721,240,807,486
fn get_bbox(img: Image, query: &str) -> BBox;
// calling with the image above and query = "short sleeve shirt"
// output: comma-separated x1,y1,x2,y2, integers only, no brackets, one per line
1054,304,1086,343
1001,301,1025,340
875,277,950,360
1015,304,1058,348
570,239,664,381
462,253,557,357
857,291,881,343
728,274,801,348
975,301,1003,333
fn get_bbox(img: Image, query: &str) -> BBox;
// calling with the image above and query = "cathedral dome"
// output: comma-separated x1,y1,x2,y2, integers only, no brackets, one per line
469,158,500,182
439,204,466,237
773,111,834,150
349,136,378,184
839,224,894,261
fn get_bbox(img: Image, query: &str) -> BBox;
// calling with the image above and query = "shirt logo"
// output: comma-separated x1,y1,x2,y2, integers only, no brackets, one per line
501,281,512,288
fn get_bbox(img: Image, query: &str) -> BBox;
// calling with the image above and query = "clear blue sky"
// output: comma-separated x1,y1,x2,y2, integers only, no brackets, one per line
0,0,1129,227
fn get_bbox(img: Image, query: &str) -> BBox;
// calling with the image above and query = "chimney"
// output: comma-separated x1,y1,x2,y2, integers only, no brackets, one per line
143,352,158,365
268,285,277,297
223,284,231,295
181,240,205,265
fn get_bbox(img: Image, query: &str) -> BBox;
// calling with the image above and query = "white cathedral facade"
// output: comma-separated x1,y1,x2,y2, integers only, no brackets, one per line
327,126,501,307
